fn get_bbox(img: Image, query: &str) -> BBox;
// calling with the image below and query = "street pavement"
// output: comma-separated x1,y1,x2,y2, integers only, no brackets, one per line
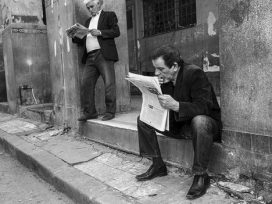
0,112,235,204
0,144,74,204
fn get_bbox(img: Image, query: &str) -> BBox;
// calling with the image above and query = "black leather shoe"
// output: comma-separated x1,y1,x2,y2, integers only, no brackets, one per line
78,114,98,122
136,164,167,181
186,173,210,200
101,113,115,121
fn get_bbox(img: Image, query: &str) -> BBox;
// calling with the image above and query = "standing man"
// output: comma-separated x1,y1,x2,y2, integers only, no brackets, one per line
69,0,120,121
136,45,221,200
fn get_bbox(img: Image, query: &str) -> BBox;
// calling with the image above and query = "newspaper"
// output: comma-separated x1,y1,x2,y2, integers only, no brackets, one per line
66,23,89,39
126,72,169,131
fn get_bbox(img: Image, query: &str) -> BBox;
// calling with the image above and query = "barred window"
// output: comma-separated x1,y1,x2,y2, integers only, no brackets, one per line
143,0,196,37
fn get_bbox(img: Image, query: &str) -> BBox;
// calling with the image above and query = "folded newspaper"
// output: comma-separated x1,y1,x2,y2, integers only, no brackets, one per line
66,23,89,39
125,72,169,131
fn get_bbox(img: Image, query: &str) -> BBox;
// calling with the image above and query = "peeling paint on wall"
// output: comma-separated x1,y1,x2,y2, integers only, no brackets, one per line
211,53,219,58
230,0,250,27
54,41,57,57
67,38,70,53
268,100,272,119
59,27,63,45
12,15,39,24
207,12,216,36
0,0,43,26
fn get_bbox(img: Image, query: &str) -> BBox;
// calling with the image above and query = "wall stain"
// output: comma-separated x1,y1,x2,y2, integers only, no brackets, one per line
253,39,269,60
248,83,257,102
269,100,272,119
230,0,250,27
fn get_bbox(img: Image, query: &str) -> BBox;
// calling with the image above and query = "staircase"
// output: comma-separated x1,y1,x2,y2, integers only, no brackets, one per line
80,95,222,171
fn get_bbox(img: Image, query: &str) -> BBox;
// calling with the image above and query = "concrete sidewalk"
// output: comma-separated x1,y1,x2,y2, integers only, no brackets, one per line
0,112,235,204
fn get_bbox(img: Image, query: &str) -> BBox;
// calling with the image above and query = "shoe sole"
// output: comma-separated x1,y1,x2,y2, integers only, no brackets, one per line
78,116,98,122
101,116,114,121
186,190,206,200
136,171,167,181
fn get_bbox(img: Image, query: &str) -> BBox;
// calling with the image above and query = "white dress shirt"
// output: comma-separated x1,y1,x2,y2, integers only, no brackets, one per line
86,10,101,52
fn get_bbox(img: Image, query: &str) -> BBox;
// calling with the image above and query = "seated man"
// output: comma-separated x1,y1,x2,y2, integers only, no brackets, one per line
136,45,221,200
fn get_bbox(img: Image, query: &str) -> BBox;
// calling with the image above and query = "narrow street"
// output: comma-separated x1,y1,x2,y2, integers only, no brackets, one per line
0,144,74,204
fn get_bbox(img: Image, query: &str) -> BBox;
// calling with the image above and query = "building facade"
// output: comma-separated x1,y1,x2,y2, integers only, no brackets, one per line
0,0,271,184
126,0,220,96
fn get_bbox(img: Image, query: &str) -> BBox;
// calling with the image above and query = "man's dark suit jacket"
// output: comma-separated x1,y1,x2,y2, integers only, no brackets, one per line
161,62,221,135
73,10,120,64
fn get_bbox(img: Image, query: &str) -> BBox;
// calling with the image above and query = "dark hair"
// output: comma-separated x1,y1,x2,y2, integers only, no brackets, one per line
151,45,184,68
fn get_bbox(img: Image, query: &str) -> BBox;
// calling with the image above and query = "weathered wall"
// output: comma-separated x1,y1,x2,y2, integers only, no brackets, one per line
0,0,44,26
2,24,51,113
45,0,130,127
45,0,81,127
0,0,44,102
218,0,272,180
134,0,220,95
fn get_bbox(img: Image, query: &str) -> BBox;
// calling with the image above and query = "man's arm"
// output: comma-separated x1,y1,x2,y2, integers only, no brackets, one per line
72,36,85,45
100,12,120,38
175,69,214,121
158,69,216,121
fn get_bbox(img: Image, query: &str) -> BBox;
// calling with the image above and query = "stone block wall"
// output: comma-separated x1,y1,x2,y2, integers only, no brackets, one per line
218,0,272,181
2,24,51,113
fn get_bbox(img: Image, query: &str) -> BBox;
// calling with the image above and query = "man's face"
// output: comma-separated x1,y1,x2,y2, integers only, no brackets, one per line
86,0,101,16
153,56,177,84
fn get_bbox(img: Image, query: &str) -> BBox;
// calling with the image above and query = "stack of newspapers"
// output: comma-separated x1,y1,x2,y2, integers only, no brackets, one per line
126,72,169,131
66,23,89,39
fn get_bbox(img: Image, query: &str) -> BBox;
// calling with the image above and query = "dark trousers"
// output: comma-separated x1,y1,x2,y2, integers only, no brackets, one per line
81,50,116,115
137,115,220,175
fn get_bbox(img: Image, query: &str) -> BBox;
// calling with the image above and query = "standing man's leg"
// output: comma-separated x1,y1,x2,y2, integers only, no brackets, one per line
96,51,116,121
186,115,219,200
78,54,100,121
136,117,167,181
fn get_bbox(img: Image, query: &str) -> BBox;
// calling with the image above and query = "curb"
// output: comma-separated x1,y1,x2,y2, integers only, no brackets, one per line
0,129,139,204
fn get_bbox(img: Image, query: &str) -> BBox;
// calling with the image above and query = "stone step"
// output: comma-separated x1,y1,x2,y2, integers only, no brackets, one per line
80,111,194,170
80,106,224,173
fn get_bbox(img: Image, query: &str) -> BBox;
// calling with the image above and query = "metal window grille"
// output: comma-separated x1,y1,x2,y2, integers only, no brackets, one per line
127,10,133,29
143,0,196,37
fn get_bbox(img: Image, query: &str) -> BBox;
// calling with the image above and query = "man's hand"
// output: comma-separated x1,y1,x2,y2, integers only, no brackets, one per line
157,76,170,84
66,29,77,38
90,29,102,36
157,94,179,112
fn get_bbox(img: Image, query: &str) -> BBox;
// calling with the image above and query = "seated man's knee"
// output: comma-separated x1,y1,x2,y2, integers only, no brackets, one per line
190,115,215,135
191,115,208,129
